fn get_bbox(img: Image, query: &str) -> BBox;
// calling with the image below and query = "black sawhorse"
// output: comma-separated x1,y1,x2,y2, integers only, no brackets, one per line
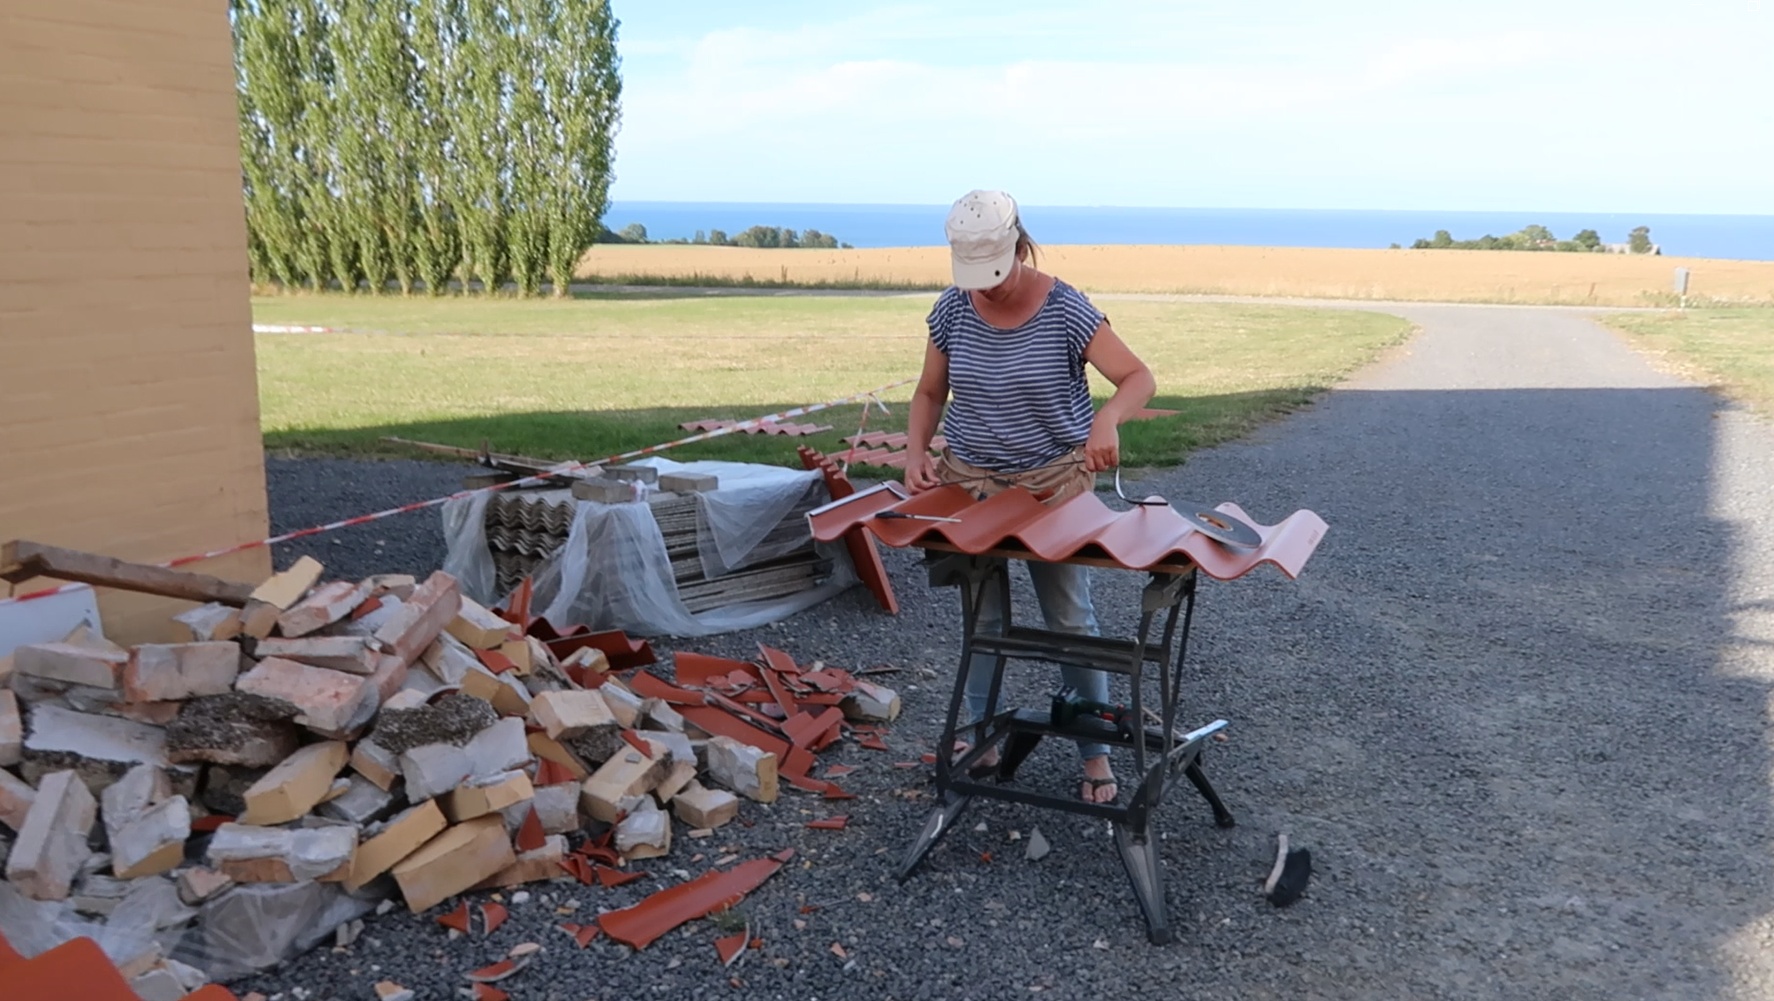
894,550,1236,945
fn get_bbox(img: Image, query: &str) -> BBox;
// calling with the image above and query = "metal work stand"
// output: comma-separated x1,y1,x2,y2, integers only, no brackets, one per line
894,552,1236,945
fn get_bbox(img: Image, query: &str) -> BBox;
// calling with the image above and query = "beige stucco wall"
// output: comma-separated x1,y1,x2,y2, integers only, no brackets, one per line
0,0,270,642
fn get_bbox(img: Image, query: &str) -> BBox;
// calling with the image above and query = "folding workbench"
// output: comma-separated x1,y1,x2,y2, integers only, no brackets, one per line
807,477,1327,944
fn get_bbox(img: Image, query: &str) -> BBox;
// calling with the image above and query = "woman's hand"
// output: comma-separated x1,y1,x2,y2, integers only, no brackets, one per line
1083,415,1121,472
904,453,942,493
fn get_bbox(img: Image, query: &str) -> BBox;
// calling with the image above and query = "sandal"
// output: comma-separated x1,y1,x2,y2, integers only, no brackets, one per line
1080,776,1119,804
951,740,1001,780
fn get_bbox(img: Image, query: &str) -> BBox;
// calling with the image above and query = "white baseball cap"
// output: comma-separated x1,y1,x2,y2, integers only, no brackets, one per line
944,190,1020,290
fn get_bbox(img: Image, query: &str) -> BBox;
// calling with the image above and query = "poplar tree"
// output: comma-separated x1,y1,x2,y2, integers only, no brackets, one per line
229,0,622,297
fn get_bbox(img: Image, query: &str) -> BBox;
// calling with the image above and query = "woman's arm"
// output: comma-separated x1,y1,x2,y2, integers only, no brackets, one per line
904,340,950,491
1080,321,1156,471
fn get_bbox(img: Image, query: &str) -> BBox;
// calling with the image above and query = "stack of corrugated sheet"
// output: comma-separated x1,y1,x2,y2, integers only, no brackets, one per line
481,488,834,613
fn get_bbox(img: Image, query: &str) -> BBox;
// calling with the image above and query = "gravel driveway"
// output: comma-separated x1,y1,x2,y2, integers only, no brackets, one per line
247,302,1774,1001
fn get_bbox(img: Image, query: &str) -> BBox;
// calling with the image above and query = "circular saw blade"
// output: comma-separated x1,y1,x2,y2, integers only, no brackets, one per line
1176,504,1263,549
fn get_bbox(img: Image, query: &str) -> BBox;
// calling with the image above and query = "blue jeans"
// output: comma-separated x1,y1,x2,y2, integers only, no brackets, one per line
963,559,1112,760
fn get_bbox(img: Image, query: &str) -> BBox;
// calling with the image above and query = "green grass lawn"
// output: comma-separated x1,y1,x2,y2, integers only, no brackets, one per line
253,291,1414,472
1602,309,1774,416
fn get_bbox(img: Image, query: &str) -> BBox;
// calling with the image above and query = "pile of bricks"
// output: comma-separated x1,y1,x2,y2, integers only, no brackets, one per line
0,554,899,993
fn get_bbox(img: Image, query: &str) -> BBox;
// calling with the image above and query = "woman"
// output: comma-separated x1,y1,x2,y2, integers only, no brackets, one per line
904,189,1157,804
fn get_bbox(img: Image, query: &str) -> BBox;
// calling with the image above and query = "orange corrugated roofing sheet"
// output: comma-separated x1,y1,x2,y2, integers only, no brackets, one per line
807,482,1326,581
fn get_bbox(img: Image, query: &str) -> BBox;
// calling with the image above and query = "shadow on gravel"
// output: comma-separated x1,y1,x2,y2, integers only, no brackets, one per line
254,383,1766,1001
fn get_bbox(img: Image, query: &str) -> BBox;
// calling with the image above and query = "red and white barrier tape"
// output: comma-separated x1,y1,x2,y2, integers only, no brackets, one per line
1,377,915,608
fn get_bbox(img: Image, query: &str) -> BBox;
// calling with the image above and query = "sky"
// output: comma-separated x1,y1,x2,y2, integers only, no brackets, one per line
604,0,1774,214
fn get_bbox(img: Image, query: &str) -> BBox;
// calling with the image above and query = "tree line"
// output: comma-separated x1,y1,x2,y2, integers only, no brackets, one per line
604,223,854,249
231,0,621,297
1397,225,1658,254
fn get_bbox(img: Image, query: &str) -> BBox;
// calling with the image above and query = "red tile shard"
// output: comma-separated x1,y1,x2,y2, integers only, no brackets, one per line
596,856,787,950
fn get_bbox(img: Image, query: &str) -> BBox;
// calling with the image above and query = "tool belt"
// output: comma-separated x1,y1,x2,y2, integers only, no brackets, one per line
937,445,1094,505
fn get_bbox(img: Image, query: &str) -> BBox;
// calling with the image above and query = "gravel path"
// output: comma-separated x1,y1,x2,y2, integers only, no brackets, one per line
245,304,1774,1001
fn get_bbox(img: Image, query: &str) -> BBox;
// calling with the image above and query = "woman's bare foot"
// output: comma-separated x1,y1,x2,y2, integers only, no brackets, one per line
1081,754,1117,803
952,741,1000,772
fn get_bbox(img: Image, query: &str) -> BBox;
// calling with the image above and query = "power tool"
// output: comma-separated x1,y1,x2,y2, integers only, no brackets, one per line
1049,686,1137,741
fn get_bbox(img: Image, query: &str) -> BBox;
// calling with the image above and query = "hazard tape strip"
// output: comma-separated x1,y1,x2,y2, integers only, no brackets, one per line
1,377,916,608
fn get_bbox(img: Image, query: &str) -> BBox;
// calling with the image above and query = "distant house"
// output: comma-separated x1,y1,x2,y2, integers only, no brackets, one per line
1602,242,1662,255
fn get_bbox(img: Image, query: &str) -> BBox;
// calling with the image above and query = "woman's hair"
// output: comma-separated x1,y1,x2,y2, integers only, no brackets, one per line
1015,219,1040,270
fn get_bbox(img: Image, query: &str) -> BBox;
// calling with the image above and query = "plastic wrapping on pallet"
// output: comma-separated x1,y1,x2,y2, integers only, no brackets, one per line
443,458,857,638
167,881,378,983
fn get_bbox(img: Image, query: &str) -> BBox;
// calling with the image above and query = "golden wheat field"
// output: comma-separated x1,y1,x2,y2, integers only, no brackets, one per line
574,244,1774,308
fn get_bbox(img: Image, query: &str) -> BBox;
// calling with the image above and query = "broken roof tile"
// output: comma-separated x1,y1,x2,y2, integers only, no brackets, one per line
480,902,509,935
594,865,647,889
560,923,601,949
596,856,787,950
715,929,749,967
436,901,473,934
806,816,849,830
674,652,760,687
514,807,547,853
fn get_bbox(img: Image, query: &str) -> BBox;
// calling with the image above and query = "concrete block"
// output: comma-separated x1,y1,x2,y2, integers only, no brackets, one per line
251,636,378,675
14,641,128,690
0,767,36,831
641,697,687,733
530,782,581,836
0,691,21,767
606,464,659,484
235,657,376,739
579,737,669,824
615,800,669,860
442,769,534,823
321,775,397,826
372,571,462,668
239,741,349,825
705,735,779,803
25,704,167,770
207,822,357,883
447,596,514,650
277,579,370,637
670,782,739,830
5,770,97,900
465,717,531,779
659,471,718,493
164,694,301,769
175,866,233,905
249,556,324,609
399,743,472,802
123,643,240,703
570,477,637,504
112,796,191,879
350,740,401,792
391,815,515,913
345,799,448,891
527,689,617,742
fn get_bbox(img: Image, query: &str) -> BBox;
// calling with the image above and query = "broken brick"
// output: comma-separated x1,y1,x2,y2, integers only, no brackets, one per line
0,690,21,767
527,689,618,744
473,834,568,890
345,799,448,892
14,640,128,690
207,822,356,883
235,657,376,738
372,570,462,668
705,736,778,803
277,579,370,637
443,769,534,823
670,782,738,830
392,815,516,913
238,740,349,825
351,739,401,791
448,596,516,650
530,782,581,835
580,736,670,823
251,635,379,675
249,556,324,609
123,643,241,703
1,766,37,831
111,796,192,879
5,770,97,900
616,800,671,860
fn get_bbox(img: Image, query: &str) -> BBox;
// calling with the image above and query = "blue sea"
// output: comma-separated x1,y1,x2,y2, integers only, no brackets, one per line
603,202,1774,262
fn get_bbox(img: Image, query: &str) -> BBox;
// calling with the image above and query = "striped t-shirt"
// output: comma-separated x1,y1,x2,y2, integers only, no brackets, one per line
927,279,1106,471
